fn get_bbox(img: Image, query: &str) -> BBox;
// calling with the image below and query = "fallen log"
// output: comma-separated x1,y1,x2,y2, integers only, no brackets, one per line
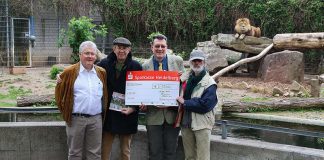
211,33,273,54
273,32,324,49
17,94,54,107
222,98,324,112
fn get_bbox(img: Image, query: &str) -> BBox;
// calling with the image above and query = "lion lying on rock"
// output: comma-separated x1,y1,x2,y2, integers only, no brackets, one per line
234,18,261,39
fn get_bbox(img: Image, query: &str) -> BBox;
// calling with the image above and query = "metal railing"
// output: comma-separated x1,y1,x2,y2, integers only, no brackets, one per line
1,107,324,140
0,106,59,122
217,120,324,139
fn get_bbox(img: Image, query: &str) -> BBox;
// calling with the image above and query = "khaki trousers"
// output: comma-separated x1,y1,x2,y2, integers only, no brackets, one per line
181,128,211,160
66,115,102,160
102,132,132,160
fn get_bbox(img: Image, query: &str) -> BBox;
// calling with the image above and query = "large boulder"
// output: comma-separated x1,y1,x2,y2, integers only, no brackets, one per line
211,33,273,55
196,41,242,73
259,50,304,83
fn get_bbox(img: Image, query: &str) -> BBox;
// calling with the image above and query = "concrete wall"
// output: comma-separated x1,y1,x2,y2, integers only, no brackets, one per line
0,122,67,160
0,122,324,160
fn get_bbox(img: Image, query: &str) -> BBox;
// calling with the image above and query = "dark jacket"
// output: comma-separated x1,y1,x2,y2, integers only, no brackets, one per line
97,51,142,134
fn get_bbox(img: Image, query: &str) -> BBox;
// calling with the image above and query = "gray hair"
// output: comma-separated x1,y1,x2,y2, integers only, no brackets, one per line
79,41,97,53
151,34,167,44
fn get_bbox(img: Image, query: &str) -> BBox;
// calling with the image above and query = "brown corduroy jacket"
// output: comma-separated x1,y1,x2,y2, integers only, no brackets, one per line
55,62,108,126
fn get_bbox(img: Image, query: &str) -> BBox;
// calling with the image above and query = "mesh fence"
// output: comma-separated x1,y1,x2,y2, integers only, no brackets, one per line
0,1,322,74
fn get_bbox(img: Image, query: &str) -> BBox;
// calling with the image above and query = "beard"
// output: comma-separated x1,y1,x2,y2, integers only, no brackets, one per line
190,63,205,74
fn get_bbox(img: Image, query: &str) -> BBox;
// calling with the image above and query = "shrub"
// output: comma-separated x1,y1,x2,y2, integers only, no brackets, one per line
58,16,107,63
50,66,63,80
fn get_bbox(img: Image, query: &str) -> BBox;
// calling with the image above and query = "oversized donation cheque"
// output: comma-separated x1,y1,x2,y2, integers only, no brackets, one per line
125,71,180,106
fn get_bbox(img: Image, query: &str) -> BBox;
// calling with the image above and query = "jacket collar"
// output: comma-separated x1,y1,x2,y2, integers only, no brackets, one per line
79,62,96,73
182,70,209,86
107,51,133,64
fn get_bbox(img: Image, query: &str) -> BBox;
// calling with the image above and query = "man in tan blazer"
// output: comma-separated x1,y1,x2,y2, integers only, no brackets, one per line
141,34,185,160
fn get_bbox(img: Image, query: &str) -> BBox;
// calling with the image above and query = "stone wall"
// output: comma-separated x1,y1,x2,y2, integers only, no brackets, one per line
0,122,323,160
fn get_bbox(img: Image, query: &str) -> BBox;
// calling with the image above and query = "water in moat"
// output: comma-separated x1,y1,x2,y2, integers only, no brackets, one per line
213,114,324,150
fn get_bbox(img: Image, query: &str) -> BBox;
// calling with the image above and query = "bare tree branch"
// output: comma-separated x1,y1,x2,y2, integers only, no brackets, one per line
211,43,274,80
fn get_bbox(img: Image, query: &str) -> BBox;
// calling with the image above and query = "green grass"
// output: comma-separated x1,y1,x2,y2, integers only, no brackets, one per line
0,86,32,100
45,83,56,89
1,86,31,99
240,97,271,102
0,102,17,107
0,86,31,107
246,106,324,113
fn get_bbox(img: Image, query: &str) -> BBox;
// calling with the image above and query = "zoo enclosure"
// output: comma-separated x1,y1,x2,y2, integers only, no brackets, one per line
0,0,323,74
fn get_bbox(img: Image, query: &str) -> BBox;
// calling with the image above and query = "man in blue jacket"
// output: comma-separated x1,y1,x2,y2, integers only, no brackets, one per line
176,49,218,160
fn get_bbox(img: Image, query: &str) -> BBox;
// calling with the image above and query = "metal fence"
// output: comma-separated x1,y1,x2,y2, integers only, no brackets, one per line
218,120,324,139
0,0,323,72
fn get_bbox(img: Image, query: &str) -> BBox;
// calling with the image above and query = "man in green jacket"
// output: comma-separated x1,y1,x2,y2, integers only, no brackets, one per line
141,34,185,160
55,41,108,160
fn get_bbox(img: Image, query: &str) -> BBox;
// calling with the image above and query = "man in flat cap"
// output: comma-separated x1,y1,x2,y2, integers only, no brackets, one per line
176,49,218,160
97,37,142,160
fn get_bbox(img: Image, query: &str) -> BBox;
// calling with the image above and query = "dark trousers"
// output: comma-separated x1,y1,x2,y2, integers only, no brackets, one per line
146,123,180,160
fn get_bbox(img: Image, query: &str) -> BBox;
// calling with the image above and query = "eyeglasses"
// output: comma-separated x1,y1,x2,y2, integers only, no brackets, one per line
82,52,96,57
154,45,167,49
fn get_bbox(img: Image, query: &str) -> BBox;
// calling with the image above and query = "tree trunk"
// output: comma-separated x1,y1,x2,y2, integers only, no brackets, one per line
273,32,324,49
212,43,273,80
222,98,324,112
17,94,54,107
211,33,273,54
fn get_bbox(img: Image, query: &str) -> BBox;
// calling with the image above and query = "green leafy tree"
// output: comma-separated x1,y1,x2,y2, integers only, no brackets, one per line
147,32,164,43
58,16,107,63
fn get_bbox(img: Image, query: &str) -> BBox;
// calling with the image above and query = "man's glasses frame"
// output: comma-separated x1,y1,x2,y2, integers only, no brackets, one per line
154,45,167,49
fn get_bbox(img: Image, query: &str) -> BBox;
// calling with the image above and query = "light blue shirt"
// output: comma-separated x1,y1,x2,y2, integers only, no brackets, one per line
72,64,103,115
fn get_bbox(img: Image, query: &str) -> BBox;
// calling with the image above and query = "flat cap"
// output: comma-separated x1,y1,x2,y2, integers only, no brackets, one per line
113,37,131,46
189,50,205,61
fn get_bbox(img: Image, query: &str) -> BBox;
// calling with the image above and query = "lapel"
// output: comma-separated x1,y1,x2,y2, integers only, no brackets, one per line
147,57,155,70
167,55,175,71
